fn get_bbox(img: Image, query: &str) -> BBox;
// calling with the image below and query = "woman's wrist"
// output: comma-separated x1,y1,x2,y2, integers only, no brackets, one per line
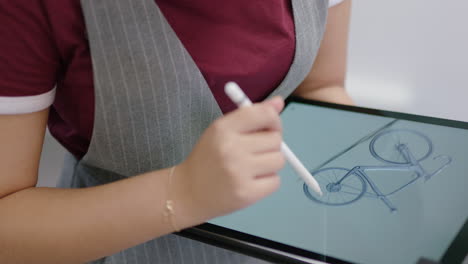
294,85,355,105
166,163,210,231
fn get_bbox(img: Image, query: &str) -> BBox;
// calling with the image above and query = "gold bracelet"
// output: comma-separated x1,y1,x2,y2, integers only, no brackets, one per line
163,166,181,232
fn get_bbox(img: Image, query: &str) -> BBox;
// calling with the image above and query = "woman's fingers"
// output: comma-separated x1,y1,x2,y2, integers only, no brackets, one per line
264,96,284,112
248,151,286,177
221,98,284,133
249,173,281,201
240,131,283,154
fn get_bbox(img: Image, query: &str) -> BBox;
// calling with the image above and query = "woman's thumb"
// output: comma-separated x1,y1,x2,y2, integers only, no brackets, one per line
263,96,285,113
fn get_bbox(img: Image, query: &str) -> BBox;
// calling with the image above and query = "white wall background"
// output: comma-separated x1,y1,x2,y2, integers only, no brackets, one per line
346,0,468,121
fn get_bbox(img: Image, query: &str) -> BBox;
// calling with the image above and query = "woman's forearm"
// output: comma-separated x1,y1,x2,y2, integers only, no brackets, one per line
295,85,354,105
0,97,289,264
0,167,202,264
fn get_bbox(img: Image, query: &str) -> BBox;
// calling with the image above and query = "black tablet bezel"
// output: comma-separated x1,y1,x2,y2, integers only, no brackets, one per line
179,96,468,264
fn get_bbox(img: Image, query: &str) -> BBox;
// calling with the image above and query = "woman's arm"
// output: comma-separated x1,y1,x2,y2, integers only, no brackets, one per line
293,0,354,105
0,98,285,263
0,109,193,263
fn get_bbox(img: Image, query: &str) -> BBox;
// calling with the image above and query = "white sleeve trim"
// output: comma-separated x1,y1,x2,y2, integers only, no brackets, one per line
329,0,345,7
0,88,56,115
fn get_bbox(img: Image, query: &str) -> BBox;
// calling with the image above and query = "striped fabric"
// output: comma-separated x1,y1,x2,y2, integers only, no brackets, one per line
59,0,328,262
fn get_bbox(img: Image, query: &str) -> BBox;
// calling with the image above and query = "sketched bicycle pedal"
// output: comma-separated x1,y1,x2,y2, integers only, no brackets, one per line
304,129,452,212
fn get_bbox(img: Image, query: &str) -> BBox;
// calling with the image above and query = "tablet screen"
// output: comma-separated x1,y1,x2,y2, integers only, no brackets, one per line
208,99,468,264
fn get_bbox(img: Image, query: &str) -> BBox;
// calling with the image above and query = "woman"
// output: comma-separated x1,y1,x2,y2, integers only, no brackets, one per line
0,0,353,263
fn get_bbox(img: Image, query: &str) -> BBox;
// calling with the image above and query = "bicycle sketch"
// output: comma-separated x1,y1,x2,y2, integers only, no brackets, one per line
303,128,452,212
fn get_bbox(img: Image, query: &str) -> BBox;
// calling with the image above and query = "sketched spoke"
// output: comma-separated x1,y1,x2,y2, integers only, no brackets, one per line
332,170,339,182
340,190,362,196
304,168,366,206
341,183,363,192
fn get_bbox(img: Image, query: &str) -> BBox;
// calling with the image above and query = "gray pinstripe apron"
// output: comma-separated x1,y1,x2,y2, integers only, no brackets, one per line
58,0,328,263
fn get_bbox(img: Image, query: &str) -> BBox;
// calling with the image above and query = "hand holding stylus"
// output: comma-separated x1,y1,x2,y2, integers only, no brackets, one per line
178,89,288,222
224,82,323,196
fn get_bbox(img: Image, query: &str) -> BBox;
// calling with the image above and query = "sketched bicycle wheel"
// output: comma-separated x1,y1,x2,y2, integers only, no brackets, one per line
304,167,367,206
369,129,433,164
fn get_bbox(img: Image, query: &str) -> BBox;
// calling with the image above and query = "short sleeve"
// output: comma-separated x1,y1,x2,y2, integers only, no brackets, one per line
0,1,60,114
329,0,345,8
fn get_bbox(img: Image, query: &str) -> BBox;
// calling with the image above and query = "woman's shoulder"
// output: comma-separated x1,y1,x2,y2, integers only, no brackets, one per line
0,0,88,114
1,0,87,55
1,0,83,19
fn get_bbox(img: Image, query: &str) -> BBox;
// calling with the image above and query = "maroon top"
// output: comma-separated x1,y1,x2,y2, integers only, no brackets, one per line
0,0,296,158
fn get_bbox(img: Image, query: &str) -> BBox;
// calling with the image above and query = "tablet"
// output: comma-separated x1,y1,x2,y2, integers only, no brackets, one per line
180,97,468,264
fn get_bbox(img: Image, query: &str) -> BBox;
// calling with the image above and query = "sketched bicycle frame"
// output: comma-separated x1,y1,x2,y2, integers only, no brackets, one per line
303,129,452,212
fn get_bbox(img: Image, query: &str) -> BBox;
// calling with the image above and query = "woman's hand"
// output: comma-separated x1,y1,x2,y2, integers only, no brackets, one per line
176,96,285,224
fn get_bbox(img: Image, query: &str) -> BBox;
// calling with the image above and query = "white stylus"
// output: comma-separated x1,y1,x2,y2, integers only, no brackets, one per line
225,82,323,196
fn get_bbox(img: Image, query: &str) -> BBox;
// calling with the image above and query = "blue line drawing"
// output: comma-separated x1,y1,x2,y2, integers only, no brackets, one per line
303,128,452,212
